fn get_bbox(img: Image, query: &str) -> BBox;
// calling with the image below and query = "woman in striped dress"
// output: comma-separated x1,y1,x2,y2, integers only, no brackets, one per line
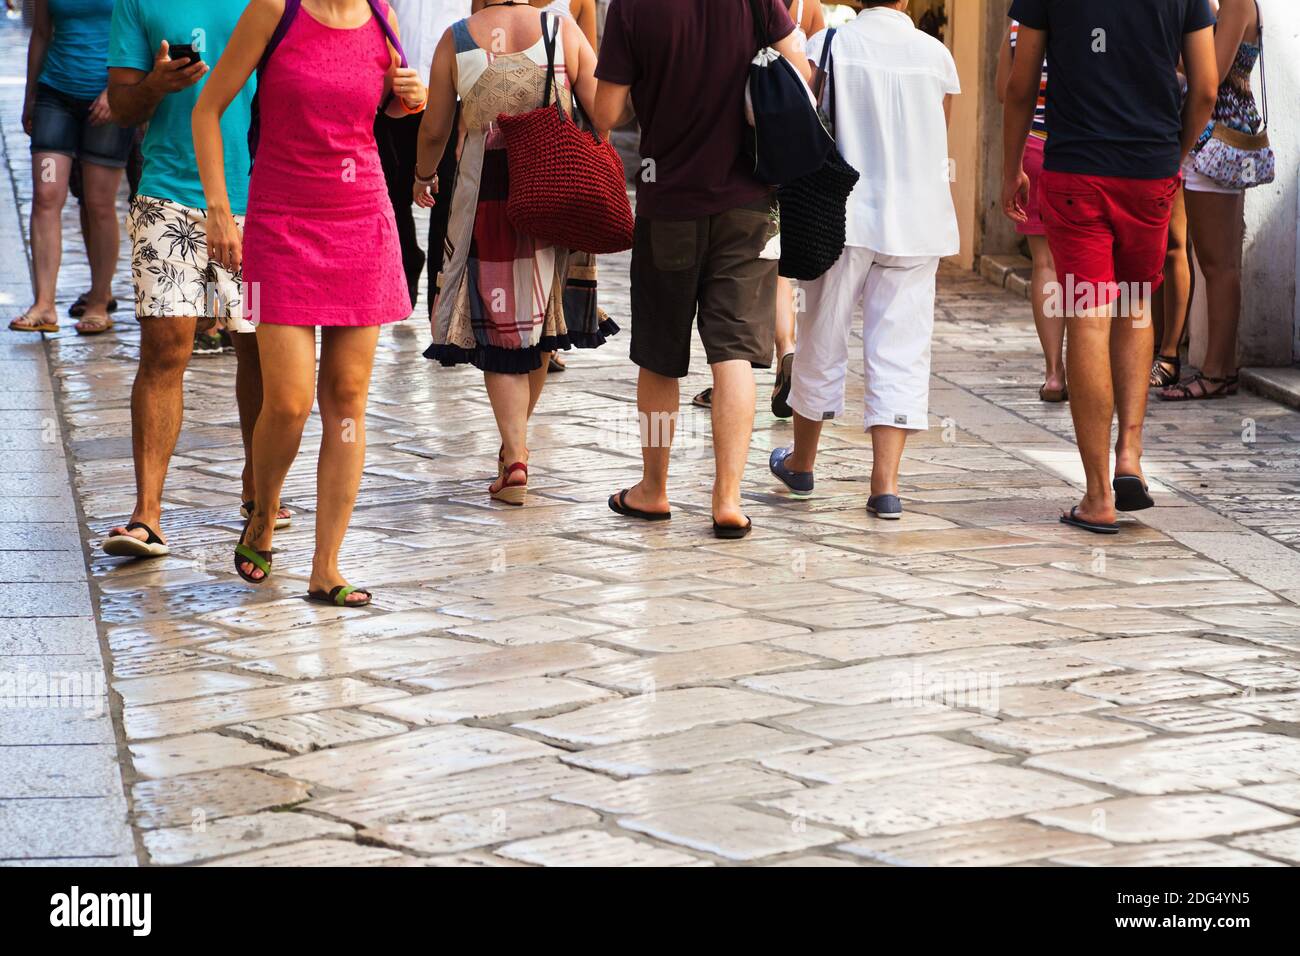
414,4,612,507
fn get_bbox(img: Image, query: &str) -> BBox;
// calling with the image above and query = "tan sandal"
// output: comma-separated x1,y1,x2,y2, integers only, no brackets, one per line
75,313,114,336
490,462,528,507
9,311,58,333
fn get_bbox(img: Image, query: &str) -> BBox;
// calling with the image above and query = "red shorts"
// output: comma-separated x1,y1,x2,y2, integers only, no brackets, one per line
1040,170,1180,310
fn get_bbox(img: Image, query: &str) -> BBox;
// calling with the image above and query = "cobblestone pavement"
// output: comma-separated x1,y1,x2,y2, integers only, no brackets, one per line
5,23,1300,867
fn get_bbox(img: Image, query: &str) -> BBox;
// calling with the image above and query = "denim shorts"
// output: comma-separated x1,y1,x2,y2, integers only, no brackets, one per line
30,82,135,169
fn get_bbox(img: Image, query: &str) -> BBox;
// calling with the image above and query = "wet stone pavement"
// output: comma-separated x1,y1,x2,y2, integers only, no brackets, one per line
5,29,1300,868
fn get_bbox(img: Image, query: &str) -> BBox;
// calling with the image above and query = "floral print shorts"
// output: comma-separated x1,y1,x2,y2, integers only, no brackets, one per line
127,195,254,330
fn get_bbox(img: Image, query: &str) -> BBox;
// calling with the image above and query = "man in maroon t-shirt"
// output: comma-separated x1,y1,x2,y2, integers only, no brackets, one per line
592,0,808,540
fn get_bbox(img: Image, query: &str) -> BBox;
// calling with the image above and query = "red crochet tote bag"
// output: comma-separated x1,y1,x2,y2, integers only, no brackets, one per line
495,12,634,255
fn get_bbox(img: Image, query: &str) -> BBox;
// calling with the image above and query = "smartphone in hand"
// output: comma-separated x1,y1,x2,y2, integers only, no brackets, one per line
168,43,202,67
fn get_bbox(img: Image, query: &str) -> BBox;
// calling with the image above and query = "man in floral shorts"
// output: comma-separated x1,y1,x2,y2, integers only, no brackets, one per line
99,0,287,558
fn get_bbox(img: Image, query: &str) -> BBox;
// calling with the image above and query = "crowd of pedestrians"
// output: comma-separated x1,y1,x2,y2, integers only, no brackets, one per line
8,0,1275,605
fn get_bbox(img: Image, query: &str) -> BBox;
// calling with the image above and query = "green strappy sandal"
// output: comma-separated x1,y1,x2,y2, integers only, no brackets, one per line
305,585,372,608
234,518,273,584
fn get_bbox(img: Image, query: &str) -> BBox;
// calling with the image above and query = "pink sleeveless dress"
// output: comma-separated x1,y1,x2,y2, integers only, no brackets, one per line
242,3,411,327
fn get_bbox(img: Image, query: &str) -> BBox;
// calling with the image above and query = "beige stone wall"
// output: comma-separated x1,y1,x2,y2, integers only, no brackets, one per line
1239,0,1299,365
945,0,1020,269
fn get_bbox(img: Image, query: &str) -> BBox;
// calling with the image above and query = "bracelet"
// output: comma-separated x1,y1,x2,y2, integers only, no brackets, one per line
399,95,427,115
414,168,438,185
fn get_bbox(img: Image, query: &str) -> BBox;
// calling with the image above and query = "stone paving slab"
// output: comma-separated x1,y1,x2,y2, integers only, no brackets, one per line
4,10,1300,863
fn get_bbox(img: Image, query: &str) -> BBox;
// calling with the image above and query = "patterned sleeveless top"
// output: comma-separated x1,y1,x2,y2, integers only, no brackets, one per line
1195,38,1263,153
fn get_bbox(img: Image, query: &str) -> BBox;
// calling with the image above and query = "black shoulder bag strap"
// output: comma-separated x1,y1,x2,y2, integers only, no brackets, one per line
817,27,837,128
1255,0,1268,134
540,10,559,108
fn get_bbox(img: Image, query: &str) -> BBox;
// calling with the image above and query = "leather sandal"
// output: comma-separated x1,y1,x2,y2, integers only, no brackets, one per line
491,461,528,506
1149,354,1181,388
1038,383,1068,403
1159,372,1238,402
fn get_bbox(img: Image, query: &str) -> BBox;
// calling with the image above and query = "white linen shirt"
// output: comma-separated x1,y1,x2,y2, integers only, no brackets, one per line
806,7,961,258
388,0,471,86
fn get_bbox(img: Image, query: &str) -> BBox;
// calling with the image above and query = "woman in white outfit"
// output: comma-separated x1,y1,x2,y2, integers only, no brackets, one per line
769,0,959,519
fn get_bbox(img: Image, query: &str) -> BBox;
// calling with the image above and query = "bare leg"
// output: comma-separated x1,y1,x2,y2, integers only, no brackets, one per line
21,153,72,325
774,277,796,359
869,425,909,497
312,325,380,600
1064,306,1118,525
230,330,263,501
1154,188,1192,359
485,369,532,492
1027,235,1065,391
710,358,755,528
619,366,676,516
107,317,199,543
243,324,317,578
786,412,824,473
1112,296,1154,483
76,162,124,315
527,352,550,417
1184,189,1245,380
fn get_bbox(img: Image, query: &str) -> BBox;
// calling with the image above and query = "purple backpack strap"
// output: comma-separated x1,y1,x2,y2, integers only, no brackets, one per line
262,0,303,72
366,0,409,68
248,0,302,161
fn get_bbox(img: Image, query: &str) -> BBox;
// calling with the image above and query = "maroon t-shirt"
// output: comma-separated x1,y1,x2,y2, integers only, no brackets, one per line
596,0,796,220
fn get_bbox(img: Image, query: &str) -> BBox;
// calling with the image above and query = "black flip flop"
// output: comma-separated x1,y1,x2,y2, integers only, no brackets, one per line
771,353,794,419
306,585,372,608
1113,475,1155,512
712,517,753,540
69,294,118,318
234,518,273,584
1059,506,1119,535
608,489,671,522
102,521,170,559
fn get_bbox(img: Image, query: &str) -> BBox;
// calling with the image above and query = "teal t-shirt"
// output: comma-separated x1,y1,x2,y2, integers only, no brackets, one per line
107,0,255,214
39,0,115,101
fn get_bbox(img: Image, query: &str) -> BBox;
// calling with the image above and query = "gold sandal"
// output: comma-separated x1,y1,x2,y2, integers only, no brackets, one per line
9,311,58,333
74,314,115,336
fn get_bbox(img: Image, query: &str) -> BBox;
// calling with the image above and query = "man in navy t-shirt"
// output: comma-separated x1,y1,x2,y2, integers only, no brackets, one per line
1002,0,1217,536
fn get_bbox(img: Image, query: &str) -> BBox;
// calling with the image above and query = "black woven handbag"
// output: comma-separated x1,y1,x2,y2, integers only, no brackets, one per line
777,29,859,281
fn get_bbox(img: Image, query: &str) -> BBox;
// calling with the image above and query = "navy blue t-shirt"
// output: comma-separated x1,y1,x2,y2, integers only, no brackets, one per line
1009,0,1216,179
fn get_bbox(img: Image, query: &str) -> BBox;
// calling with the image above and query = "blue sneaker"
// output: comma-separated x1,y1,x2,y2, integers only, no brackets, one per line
867,494,903,519
769,447,814,498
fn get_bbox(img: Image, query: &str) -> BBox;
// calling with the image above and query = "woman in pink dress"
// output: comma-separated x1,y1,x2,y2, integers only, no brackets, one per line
194,0,426,608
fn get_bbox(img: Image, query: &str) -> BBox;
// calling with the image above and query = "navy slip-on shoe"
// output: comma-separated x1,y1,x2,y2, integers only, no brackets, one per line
867,494,903,519
769,447,814,498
